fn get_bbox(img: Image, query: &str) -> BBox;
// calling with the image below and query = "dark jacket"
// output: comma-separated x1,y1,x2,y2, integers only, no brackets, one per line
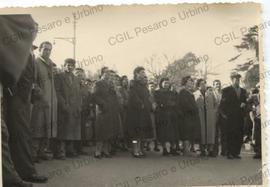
219,85,247,156
126,80,153,139
220,86,247,119
177,88,201,142
79,80,94,140
55,71,82,140
0,15,36,87
154,89,179,142
93,79,121,141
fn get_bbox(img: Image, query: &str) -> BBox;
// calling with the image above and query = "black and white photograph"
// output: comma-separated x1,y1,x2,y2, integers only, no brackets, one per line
0,2,267,187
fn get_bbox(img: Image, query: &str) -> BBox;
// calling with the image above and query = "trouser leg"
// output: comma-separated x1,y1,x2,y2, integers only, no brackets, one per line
184,140,191,153
95,141,102,155
254,118,261,156
38,137,51,159
9,134,37,179
221,121,228,155
66,140,75,154
32,138,40,160
102,141,108,154
57,140,66,157
1,121,23,186
132,140,140,154
6,98,37,179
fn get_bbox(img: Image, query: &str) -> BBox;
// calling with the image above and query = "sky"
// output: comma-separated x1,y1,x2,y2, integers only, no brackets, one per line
0,3,262,84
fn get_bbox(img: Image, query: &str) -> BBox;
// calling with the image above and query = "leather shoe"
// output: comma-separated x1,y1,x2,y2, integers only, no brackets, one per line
170,149,180,156
131,152,142,158
23,174,48,183
66,152,78,158
139,151,146,157
233,155,241,159
33,157,41,163
209,152,217,157
54,154,66,160
38,154,51,161
227,155,234,159
101,152,112,158
253,154,261,159
94,153,102,159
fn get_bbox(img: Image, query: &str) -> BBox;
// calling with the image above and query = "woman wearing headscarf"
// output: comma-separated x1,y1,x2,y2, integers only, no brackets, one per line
154,78,179,156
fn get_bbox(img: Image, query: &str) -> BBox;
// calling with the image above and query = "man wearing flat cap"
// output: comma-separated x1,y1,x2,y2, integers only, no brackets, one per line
219,72,247,159
55,58,82,158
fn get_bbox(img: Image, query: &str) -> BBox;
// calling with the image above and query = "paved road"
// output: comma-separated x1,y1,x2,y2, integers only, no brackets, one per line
34,147,263,187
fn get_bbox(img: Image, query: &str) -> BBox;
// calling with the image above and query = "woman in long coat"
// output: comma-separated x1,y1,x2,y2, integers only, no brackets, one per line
154,78,179,156
74,68,93,154
194,79,217,156
146,82,160,152
93,69,121,158
127,67,153,158
118,75,129,150
177,76,201,156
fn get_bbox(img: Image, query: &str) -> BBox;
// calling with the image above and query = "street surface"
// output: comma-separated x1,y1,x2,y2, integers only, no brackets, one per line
34,146,262,187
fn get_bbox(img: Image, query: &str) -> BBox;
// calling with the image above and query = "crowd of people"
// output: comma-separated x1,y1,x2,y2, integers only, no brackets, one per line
0,15,262,187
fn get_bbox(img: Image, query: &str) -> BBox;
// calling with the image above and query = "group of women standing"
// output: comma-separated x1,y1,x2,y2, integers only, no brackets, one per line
92,66,220,158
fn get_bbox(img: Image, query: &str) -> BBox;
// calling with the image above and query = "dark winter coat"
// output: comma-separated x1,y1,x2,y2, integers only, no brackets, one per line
55,72,82,140
93,79,121,141
126,80,154,139
154,89,179,143
177,88,201,142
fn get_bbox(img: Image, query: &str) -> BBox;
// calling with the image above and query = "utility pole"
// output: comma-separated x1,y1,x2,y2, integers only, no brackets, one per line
54,18,77,61
73,19,76,60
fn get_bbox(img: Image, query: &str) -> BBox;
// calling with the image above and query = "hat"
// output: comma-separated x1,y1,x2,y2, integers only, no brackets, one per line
64,58,76,65
230,72,241,79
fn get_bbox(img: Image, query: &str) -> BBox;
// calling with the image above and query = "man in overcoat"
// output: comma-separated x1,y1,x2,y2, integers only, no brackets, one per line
31,41,57,162
55,58,82,158
219,72,247,159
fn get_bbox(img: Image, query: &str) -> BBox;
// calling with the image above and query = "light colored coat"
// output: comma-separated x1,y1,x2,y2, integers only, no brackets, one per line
31,57,58,138
194,89,217,144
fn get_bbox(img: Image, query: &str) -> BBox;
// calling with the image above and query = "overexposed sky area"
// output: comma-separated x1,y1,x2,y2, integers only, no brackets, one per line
0,3,262,84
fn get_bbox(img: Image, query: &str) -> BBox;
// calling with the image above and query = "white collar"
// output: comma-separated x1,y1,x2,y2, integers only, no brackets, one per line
39,56,46,62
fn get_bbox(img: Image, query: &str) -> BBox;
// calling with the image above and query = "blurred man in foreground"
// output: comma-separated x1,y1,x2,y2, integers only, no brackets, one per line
1,15,48,187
